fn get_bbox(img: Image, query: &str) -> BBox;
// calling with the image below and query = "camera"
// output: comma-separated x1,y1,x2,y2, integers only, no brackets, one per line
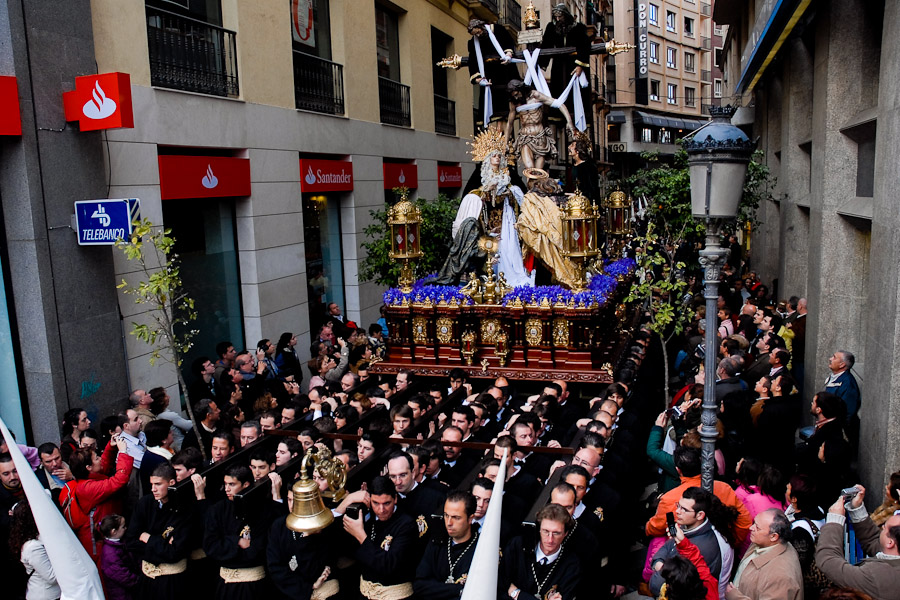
345,503,367,521
665,406,684,420
841,487,859,501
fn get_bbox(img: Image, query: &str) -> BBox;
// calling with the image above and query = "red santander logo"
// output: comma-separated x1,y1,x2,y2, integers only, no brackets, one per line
63,72,134,132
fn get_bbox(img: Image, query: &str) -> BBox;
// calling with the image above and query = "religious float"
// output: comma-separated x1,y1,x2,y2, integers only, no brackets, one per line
371,3,639,383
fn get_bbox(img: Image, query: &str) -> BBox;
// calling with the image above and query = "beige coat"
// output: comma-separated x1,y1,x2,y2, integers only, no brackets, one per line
725,542,803,600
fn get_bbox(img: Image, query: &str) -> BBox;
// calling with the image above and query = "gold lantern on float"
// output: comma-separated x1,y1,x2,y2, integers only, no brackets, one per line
286,447,346,534
561,189,601,292
603,190,632,236
387,189,423,293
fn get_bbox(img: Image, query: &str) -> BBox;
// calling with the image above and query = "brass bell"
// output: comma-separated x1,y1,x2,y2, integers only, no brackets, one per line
286,450,337,534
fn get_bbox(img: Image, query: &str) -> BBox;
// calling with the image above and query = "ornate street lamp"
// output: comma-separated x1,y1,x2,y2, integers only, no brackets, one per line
387,190,423,293
683,105,755,492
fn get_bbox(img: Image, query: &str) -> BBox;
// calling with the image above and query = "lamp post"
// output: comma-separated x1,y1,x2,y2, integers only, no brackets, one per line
683,105,756,492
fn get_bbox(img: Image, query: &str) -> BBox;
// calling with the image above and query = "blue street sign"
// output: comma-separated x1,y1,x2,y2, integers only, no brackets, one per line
74,198,139,246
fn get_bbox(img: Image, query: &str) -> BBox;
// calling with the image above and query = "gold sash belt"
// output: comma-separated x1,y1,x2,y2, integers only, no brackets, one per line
141,559,187,579
359,577,413,600
219,565,266,583
312,578,340,600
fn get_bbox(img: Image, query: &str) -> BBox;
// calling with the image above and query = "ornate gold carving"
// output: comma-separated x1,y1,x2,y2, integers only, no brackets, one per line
495,331,509,367
412,317,428,344
524,318,543,346
461,331,477,365
468,128,507,163
552,318,570,347
436,54,462,70
435,317,454,345
605,39,636,56
480,318,502,344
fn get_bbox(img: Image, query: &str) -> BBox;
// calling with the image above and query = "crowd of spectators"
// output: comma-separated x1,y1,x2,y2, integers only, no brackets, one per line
0,271,896,600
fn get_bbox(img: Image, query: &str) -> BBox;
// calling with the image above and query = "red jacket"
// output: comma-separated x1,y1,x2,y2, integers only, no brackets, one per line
59,450,133,561
676,537,719,600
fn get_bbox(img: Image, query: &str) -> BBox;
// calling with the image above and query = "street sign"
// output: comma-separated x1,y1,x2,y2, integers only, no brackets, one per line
74,198,139,246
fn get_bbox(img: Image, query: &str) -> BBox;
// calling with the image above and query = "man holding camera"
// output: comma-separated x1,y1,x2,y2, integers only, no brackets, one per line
816,485,900,599
343,476,418,600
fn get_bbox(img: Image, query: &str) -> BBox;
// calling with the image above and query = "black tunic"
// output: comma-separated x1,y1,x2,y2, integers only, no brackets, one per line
413,531,481,600
203,498,279,599
126,494,193,600
501,534,581,600
354,511,419,587
467,25,521,124
539,21,591,98
267,516,337,600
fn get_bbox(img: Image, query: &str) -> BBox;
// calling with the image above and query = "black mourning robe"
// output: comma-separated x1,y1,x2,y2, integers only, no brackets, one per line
126,494,193,600
501,533,581,600
413,530,481,600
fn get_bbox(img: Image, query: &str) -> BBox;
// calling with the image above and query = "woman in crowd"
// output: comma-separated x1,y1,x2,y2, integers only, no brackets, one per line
60,408,91,462
10,500,60,600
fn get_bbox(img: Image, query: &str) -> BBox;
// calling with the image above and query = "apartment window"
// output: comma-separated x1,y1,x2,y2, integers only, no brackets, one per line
650,80,660,101
666,11,676,32
714,48,723,68
666,47,677,69
641,127,654,143
375,4,400,81
649,4,659,26
685,87,696,107
684,17,695,37
667,83,677,104
660,129,672,144
649,42,660,64
714,79,722,98
714,25,723,36
685,52,696,72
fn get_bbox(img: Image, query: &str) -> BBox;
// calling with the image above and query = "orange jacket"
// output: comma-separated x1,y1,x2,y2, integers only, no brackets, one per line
646,474,751,546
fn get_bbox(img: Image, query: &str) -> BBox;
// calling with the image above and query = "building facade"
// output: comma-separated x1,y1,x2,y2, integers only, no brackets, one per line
715,0,898,491
605,0,713,175
0,0,497,443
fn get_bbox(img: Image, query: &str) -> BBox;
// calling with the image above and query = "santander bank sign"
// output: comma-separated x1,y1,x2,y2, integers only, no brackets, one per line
299,159,354,192
63,72,134,132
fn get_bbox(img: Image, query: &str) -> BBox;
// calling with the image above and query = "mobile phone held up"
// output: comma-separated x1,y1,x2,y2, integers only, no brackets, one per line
666,511,677,538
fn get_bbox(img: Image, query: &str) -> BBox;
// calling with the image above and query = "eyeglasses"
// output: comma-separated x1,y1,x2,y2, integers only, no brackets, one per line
675,504,695,514
539,529,565,538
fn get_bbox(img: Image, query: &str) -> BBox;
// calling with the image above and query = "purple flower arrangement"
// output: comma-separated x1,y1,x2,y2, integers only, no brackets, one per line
604,257,637,278
382,261,634,307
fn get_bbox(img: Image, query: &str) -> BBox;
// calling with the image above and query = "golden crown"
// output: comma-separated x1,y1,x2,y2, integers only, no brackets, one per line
468,128,508,163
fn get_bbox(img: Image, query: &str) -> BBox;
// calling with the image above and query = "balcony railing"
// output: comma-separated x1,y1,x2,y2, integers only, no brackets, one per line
498,0,522,32
379,77,411,127
478,0,500,16
701,2,711,16
702,36,711,50
701,69,712,82
434,94,456,136
146,6,239,97
293,52,345,115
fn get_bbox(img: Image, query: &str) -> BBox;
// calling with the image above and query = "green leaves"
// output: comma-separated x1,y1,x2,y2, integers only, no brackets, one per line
359,193,461,286
625,147,775,240
115,218,198,370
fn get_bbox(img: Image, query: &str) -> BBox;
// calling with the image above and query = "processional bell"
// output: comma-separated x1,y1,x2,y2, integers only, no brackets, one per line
286,448,342,534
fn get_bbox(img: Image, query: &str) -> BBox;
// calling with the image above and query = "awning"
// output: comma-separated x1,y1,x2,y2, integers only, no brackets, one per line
634,111,707,131
735,0,814,94
607,111,626,124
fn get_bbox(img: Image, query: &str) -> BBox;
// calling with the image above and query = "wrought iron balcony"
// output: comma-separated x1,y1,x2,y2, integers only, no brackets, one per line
434,94,456,136
476,0,500,17
146,6,239,97
379,77,411,127
498,0,522,32
293,52,345,115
